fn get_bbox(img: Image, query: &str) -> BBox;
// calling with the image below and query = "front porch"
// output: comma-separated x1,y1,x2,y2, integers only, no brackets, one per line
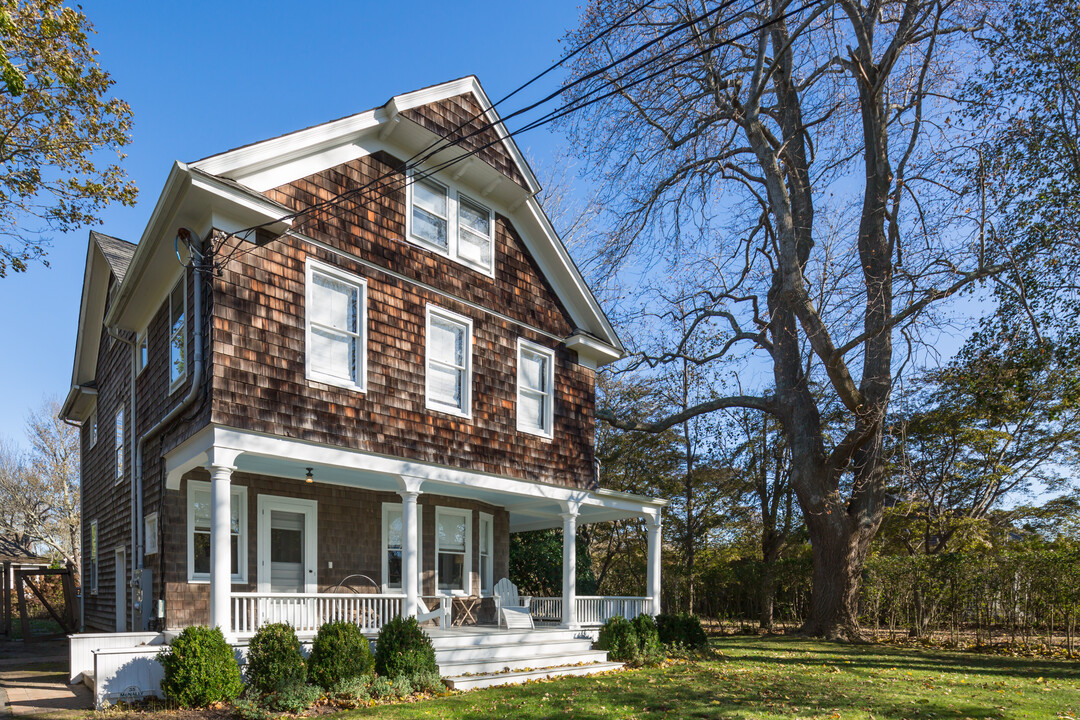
165,426,667,639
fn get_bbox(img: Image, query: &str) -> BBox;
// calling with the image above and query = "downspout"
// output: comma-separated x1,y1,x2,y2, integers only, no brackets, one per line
133,228,207,628
106,325,137,631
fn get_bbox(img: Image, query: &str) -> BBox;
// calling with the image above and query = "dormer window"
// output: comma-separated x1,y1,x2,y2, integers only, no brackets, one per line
408,174,494,274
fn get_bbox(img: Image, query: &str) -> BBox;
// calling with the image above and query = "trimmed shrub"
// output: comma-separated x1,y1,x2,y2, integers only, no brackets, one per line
656,612,708,649
157,625,243,708
597,616,640,662
631,613,663,658
308,620,375,689
374,616,438,679
263,680,321,713
246,622,306,693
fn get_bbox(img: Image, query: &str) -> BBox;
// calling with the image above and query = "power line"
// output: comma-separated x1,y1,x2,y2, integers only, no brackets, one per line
217,0,825,269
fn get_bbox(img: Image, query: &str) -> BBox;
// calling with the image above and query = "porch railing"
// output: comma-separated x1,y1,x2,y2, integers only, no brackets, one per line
529,596,653,627
231,593,404,637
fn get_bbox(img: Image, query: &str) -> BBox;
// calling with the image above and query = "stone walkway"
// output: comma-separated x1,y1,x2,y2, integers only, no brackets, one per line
0,640,91,719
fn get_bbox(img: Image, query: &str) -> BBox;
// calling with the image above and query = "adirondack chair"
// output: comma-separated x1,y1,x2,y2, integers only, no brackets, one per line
416,597,451,626
493,578,533,629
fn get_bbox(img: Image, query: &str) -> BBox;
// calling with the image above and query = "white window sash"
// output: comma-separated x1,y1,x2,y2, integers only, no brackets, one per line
406,173,495,275
434,507,472,596
305,259,368,392
381,503,423,594
425,306,472,418
168,276,187,392
114,409,124,483
479,512,493,596
517,339,555,438
89,520,98,595
186,480,247,584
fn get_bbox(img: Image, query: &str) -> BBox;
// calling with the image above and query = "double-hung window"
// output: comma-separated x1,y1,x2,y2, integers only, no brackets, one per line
381,503,423,593
479,513,493,596
425,306,472,418
136,330,148,375
114,408,125,483
88,410,97,448
408,175,495,274
305,259,367,392
517,339,555,438
435,508,471,595
169,277,186,392
187,480,247,583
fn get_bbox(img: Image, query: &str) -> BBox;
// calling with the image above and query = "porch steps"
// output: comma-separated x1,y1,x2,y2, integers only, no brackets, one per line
430,628,621,690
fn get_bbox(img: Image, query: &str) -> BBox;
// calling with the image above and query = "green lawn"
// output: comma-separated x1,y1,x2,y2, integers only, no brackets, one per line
348,636,1080,720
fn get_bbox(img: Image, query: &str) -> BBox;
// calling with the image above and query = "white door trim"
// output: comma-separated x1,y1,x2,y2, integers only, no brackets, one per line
114,547,126,632
257,495,318,593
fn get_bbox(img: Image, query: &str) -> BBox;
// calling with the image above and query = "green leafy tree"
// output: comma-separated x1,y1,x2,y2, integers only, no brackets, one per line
0,0,135,277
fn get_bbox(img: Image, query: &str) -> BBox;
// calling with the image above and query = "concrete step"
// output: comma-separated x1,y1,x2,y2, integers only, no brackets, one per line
438,649,610,676
428,628,588,650
444,661,623,691
434,639,594,663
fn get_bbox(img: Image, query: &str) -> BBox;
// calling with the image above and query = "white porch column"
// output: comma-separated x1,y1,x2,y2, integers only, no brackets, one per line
646,513,662,616
561,509,578,629
209,463,234,633
399,487,421,618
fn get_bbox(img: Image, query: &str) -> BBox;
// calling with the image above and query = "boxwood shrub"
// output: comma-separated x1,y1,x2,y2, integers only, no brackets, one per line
157,625,243,708
308,620,375,689
245,622,306,693
374,616,438,679
597,615,640,662
631,613,663,658
656,612,708,649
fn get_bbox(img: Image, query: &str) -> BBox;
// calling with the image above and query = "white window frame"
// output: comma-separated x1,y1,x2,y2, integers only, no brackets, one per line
380,503,423,594
424,305,473,419
516,338,556,439
434,507,473,596
186,480,248,584
479,512,494,597
114,407,125,484
89,519,98,595
136,329,148,375
168,275,187,393
406,172,496,276
304,258,368,393
144,512,159,555
88,408,97,448
256,494,318,593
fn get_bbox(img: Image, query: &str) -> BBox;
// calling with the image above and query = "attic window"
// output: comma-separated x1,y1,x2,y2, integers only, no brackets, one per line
408,174,494,274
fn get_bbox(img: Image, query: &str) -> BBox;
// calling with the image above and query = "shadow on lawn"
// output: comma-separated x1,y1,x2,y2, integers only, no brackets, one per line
718,635,1080,681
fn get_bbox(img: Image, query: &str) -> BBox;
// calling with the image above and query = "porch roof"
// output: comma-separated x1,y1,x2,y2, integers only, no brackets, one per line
166,425,666,531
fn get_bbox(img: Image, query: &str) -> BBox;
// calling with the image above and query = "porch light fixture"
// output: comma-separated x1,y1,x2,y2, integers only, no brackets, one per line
305,467,314,484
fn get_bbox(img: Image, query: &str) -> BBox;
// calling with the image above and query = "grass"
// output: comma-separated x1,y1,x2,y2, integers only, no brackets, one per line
341,636,1080,720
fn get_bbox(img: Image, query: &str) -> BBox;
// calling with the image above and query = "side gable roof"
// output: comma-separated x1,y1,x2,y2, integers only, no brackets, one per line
60,231,136,421
0,534,46,563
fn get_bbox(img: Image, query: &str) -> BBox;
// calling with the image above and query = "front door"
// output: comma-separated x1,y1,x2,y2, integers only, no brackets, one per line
257,496,318,594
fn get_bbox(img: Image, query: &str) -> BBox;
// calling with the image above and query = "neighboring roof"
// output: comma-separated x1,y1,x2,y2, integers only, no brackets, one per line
91,231,136,284
0,535,46,563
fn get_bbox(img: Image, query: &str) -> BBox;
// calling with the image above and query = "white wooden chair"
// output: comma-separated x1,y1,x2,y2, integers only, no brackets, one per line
493,578,533,629
416,597,451,626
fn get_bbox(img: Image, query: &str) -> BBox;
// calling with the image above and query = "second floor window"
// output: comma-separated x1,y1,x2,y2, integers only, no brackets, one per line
425,306,472,418
114,408,124,482
88,410,97,448
409,176,495,274
169,277,186,391
89,520,98,595
305,259,367,392
517,340,555,438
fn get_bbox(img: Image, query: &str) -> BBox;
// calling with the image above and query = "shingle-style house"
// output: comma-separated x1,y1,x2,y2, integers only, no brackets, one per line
61,77,665,701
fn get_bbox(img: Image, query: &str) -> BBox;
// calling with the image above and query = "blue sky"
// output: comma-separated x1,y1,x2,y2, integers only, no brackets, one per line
0,0,584,446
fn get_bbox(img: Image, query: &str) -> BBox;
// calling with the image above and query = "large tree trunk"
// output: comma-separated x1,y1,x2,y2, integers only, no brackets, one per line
801,514,868,639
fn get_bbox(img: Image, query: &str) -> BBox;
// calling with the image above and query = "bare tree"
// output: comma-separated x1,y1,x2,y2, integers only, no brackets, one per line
0,398,81,575
562,0,1004,638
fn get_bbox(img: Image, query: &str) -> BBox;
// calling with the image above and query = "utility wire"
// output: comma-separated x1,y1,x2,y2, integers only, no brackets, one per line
217,0,823,268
